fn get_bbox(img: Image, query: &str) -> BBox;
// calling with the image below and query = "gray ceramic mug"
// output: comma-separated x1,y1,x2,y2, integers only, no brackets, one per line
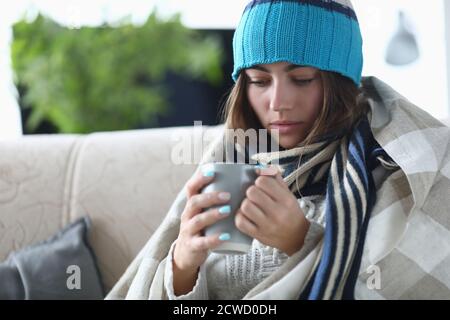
201,162,259,255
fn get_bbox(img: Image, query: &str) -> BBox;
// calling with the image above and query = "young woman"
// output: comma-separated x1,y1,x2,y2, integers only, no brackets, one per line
107,0,450,300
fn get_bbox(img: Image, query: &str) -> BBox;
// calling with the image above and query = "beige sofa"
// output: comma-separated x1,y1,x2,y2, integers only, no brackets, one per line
0,124,224,294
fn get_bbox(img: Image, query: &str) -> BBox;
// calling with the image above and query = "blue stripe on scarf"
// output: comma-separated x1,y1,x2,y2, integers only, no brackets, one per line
355,131,370,186
346,170,363,232
348,138,368,186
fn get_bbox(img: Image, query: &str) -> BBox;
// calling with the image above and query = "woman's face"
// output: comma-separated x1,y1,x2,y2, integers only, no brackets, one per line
244,62,324,149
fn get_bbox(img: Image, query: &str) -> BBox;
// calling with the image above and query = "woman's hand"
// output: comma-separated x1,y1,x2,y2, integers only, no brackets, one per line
172,167,233,296
235,166,310,256
173,168,232,272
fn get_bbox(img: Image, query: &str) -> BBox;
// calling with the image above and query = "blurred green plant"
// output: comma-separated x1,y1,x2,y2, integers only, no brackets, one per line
11,12,224,133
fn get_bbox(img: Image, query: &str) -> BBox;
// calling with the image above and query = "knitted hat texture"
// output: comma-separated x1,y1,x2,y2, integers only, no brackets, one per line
232,0,363,85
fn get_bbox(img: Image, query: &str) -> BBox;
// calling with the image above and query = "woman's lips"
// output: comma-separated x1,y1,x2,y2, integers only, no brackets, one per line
269,122,302,134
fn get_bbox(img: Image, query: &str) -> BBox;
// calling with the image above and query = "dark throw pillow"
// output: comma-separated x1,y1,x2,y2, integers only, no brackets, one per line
0,216,105,299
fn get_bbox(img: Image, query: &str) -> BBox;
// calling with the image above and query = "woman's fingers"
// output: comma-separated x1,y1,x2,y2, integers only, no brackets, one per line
186,206,234,252
244,185,277,217
253,176,283,202
235,209,259,238
181,191,231,222
189,233,229,252
185,205,231,235
185,166,216,198
254,165,290,202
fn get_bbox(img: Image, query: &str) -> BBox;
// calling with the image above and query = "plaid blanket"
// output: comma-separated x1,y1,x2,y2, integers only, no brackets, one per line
106,77,450,300
351,77,450,299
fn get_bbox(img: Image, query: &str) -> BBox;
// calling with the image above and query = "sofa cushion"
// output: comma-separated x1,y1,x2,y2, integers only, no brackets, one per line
0,216,104,299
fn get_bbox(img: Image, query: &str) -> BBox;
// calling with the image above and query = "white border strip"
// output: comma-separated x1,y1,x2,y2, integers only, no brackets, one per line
445,0,450,117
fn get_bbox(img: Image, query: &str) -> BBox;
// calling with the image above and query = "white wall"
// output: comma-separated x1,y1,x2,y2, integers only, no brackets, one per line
156,0,247,29
352,0,448,121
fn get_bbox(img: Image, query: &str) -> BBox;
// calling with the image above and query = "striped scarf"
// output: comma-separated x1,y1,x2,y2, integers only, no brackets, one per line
247,116,396,299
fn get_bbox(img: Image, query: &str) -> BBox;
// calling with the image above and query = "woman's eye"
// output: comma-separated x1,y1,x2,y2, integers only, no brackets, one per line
248,80,268,87
293,78,314,85
248,78,314,87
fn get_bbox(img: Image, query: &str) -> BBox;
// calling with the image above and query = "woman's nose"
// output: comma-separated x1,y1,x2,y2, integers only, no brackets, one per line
269,82,293,112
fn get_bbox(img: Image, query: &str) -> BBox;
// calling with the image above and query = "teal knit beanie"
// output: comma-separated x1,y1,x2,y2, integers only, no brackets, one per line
232,0,363,85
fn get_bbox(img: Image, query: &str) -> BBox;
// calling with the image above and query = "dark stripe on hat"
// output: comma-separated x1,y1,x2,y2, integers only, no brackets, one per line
244,0,358,21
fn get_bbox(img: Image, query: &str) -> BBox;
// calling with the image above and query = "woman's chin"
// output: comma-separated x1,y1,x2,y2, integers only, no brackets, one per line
268,129,306,150
276,136,305,150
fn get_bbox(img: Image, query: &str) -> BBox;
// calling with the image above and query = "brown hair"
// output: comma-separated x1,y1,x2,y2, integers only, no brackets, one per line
219,70,370,148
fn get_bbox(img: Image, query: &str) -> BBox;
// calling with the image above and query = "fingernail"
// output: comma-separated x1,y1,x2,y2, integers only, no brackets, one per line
219,205,231,215
219,233,231,241
258,166,278,176
203,170,214,177
218,192,231,201
202,164,215,177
